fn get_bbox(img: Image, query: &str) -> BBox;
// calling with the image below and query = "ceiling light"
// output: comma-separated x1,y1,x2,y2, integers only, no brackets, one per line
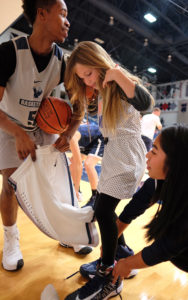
144,13,157,23
94,37,105,44
144,38,148,46
74,38,78,46
148,67,156,73
167,54,172,62
109,16,114,26
128,28,134,33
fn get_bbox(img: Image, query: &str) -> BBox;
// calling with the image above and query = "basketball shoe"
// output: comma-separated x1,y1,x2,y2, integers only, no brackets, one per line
65,265,123,300
60,242,93,255
2,224,24,271
80,244,138,279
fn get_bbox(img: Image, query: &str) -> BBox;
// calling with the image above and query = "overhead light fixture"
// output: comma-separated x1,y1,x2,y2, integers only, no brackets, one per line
109,16,114,26
148,67,156,73
144,13,157,23
74,38,78,46
167,54,172,62
128,28,134,33
144,38,148,47
94,37,105,44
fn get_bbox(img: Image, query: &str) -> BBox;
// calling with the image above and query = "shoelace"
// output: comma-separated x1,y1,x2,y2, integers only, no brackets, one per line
79,274,105,295
64,258,100,280
64,270,79,280
94,284,122,300
93,275,122,300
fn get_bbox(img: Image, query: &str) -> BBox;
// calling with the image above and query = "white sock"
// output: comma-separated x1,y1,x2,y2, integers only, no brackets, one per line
3,224,18,233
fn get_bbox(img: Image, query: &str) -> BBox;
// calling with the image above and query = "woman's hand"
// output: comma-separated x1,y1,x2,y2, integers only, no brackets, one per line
102,66,120,88
102,65,136,98
112,252,148,284
112,258,132,283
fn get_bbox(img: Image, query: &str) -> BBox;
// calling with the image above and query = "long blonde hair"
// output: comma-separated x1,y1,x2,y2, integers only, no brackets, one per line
64,41,152,133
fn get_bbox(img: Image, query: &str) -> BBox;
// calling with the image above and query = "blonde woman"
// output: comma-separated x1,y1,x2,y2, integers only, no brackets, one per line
64,41,154,300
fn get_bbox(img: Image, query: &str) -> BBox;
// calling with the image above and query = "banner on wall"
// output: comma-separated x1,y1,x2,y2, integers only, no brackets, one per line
155,101,178,112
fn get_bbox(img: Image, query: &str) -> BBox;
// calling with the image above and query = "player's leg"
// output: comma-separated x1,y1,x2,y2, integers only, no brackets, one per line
60,131,93,255
84,155,100,191
82,134,104,208
0,168,24,271
69,131,82,200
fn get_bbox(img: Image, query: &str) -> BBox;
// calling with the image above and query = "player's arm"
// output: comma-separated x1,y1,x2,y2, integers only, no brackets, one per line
0,42,36,161
54,97,82,152
69,131,82,196
0,86,36,161
54,118,81,152
156,119,162,131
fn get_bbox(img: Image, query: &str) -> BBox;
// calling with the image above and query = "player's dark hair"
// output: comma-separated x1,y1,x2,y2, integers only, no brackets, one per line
22,0,57,25
145,124,188,241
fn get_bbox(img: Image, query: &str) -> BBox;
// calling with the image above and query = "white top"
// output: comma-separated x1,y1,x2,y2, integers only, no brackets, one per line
0,36,63,131
97,97,146,199
141,113,162,140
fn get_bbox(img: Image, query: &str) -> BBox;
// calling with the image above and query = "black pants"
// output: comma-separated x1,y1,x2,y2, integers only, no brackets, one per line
95,193,125,266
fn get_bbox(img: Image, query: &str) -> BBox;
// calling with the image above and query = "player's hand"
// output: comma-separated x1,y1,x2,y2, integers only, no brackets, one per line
54,134,70,152
15,131,37,161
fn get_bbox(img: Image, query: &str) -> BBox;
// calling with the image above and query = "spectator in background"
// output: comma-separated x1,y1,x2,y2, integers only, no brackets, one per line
141,107,162,152
69,122,104,207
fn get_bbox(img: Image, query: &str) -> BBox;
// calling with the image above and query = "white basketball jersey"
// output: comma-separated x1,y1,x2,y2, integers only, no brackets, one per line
0,36,64,131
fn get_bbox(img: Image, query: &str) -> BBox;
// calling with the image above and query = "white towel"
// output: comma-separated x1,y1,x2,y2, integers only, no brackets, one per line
9,145,99,247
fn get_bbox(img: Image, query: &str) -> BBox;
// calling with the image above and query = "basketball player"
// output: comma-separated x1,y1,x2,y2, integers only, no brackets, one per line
0,0,81,271
70,123,104,203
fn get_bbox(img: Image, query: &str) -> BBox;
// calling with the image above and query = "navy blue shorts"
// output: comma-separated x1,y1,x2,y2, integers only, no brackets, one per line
78,124,104,158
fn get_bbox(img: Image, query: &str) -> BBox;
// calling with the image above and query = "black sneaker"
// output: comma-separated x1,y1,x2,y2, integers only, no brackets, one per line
80,244,138,279
65,271,123,300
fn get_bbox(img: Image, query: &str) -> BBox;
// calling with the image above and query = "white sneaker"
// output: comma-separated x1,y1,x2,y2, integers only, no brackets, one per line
127,269,138,279
60,242,93,255
2,225,24,271
41,284,60,300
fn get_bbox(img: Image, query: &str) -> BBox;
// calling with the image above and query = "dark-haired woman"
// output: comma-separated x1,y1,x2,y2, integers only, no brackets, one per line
113,124,188,283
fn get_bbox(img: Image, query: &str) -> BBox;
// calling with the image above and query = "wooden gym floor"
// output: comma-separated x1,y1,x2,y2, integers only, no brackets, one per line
0,174,188,300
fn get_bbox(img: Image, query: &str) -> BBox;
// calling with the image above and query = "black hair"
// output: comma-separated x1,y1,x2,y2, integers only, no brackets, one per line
145,124,188,241
22,0,58,25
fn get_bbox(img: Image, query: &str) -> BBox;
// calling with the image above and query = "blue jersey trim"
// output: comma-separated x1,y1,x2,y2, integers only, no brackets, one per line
15,37,29,50
54,44,63,61
64,153,75,206
85,223,92,244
